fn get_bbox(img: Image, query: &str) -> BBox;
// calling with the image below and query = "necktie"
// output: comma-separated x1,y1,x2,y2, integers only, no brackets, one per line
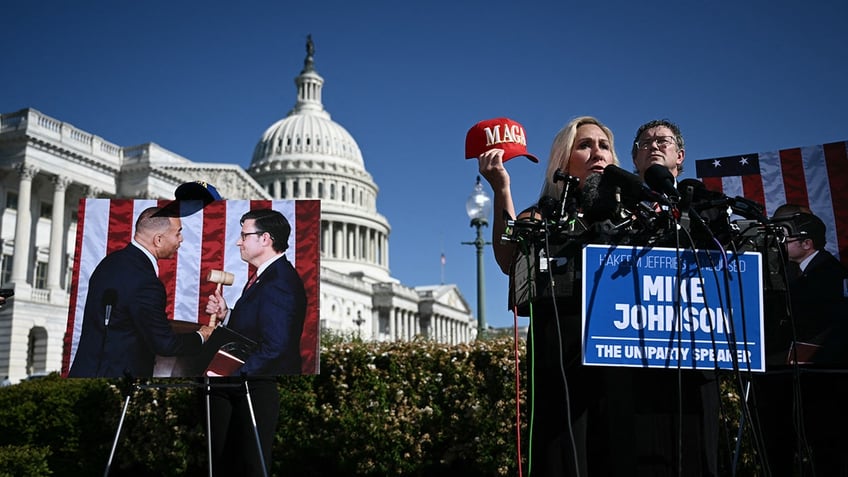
244,273,258,293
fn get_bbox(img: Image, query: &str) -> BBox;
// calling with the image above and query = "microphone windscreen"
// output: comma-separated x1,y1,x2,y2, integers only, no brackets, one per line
582,172,620,223
600,164,648,204
580,173,602,211
644,164,679,198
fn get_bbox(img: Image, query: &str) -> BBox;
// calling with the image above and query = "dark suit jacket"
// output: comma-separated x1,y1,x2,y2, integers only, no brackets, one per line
789,249,848,365
226,255,306,376
68,244,203,377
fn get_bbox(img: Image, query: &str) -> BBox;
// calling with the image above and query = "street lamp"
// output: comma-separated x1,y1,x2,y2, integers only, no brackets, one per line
462,176,492,338
353,310,365,340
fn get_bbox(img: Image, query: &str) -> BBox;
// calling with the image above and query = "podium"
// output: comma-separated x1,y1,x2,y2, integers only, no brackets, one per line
156,321,257,378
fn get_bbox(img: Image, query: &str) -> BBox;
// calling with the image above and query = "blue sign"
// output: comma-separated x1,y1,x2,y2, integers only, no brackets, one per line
582,244,764,372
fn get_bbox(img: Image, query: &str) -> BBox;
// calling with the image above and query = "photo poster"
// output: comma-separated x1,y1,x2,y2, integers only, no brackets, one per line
61,198,321,378
582,244,765,372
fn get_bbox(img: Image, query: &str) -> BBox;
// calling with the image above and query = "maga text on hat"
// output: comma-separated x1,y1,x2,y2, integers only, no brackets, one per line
465,117,539,163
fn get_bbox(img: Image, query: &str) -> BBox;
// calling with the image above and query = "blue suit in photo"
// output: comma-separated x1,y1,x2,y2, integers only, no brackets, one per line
226,254,307,376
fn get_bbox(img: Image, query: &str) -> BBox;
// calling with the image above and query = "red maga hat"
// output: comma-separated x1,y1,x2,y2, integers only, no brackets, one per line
465,117,539,163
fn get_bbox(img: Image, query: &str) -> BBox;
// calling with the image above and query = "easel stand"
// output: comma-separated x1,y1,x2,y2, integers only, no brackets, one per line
104,377,267,477
104,375,135,477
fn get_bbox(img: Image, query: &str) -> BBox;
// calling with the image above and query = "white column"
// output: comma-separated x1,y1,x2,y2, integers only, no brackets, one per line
383,234,389,267
388,307,396,341
47,176,70,293
11,163,39,284
347,225,355,260
320,221,329,256
369,229,376,264
333,223,343,259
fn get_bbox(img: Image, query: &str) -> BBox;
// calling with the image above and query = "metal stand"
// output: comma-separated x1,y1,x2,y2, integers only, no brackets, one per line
104,379,217,476
203,377,269,477
205,377,213,477
103,375,270,477
243,378,269,477
104,378,135,477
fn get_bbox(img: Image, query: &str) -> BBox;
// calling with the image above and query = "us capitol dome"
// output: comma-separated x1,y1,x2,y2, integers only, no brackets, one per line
248,35,391,284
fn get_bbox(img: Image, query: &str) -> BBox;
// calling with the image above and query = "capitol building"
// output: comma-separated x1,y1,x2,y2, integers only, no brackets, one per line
0,38,476,383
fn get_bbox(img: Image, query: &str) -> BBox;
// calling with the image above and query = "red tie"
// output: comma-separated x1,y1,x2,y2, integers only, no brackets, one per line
244,273,258,292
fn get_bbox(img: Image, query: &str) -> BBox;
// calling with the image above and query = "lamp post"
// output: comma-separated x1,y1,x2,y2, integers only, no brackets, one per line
462,176,492,338
353,310,365,340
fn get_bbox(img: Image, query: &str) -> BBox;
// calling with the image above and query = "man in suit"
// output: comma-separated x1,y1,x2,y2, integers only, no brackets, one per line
205,207,307,476
68,205,214,378
782,211,848,356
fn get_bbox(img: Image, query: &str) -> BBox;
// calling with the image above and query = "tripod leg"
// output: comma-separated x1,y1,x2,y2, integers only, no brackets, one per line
243,380,269,477
104,389,133,477
206,377,213,477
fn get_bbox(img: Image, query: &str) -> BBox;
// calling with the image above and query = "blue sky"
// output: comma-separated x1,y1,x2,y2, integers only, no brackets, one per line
5,1,848,329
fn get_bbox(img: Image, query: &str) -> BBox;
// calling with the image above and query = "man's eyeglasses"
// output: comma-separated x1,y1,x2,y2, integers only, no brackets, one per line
635,136,677,150
779,234,808,244
240,231,265,240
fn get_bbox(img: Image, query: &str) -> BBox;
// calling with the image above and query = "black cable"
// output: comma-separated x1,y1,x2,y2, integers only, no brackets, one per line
774,240,816,476
668,204,685,477
724,239,772,476
539,219,581,477
680,205,771,476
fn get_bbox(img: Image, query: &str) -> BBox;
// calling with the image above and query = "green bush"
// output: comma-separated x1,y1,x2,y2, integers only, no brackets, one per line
0,444,52,477
0,338,758,476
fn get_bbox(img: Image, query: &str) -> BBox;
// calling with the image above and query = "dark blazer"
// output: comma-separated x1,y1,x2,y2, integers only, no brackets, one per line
789,249,848,364
226,255,306,375
68,244,203,378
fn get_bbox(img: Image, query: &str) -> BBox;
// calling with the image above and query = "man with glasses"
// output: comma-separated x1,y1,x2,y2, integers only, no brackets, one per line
780,211,848,363
631,119,685,179
205,207,307,477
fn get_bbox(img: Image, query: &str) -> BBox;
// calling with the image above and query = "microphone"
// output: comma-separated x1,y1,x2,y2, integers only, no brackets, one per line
730,196,768,223
644,164,680,201
552,169,580,220
600,164,667,206
679,179,767,222
537,195,560,221
103,289,118,327
580,172,616,223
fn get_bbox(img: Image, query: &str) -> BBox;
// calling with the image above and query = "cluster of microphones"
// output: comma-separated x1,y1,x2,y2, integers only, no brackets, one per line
503,164,773,249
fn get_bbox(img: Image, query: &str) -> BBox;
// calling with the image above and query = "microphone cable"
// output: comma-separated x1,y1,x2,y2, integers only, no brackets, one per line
679,188,765,475
666,201,686,477
510,234,532,477
511,299,525,477
721,239,772,476
681,228,748,476
678,192,767,474
539,219,581,477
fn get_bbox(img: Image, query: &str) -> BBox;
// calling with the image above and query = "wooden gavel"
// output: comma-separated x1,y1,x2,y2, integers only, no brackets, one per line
206,269,234,327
